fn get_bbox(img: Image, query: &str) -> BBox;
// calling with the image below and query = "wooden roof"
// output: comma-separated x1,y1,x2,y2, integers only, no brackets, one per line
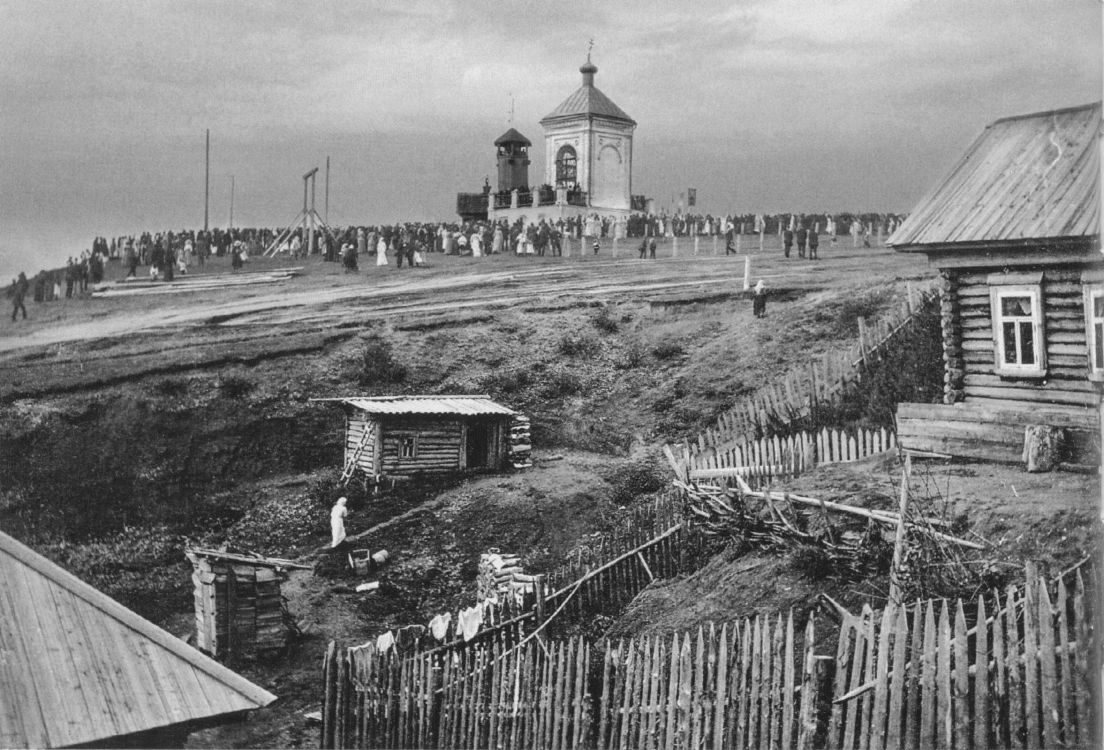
494,127,532,147
0,532,276,748
312,394,517,417
889,102,1101,251
540,63,635,127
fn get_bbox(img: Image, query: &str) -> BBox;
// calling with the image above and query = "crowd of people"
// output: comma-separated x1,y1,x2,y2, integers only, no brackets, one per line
5,210,906,324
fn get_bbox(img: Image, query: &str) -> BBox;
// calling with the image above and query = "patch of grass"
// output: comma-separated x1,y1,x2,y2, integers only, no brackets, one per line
154,378,189,397
358,333,407,385
482,367,533,395
606,458,667,506
592,306,619,334
652,340,685,360
218,375,253,398
788,544,835,582
616,339,647,370
540,367,587,399
558,331,601,357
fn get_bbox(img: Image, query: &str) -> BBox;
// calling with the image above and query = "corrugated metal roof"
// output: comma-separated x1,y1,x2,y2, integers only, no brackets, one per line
889,102,1101,249
540,84,635,126
0,532,276,748
315,395,517,417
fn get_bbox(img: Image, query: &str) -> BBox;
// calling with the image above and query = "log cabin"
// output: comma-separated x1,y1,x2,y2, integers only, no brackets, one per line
890,102,1102,465
314,395,518,481
0,531,276,749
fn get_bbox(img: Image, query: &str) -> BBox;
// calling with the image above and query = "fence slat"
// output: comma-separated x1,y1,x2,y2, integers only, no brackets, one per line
714,624,729,750
1006,586,1025,750
920,601,937,750
678,634,693,749
869,605,894,750
735,619,752,750
886,605,909,750
1037,579,1059,749
991,590,1008,750
938,601,952,750
770,613,785,750
974,595,990,750
1072,572,1090,748
953,600,970,750
665,632,681,750
1055,578,1075,747
905,600,923,750
782,611,797,750
1023,579,1040,750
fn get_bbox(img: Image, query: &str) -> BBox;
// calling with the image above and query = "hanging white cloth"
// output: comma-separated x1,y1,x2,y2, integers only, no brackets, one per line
458,606,484,641
375,630,395,654
429,612,452,641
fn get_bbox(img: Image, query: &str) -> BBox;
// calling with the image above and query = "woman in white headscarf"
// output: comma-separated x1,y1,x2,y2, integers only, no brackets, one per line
470,228,482,257
331,497,348,548
376,235,388,266
753,280,767,318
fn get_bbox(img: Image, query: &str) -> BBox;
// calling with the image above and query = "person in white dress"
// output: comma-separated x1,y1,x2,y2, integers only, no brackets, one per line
471,230,483,257
376,236,388,266
331,497,348,548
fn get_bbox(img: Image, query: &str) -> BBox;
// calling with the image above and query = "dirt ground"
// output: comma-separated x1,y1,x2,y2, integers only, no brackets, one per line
1,239,1098,748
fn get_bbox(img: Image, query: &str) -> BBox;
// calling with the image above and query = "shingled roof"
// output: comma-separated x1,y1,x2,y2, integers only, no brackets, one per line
889,102,1101,251
0,531,276,748
540,60,636,127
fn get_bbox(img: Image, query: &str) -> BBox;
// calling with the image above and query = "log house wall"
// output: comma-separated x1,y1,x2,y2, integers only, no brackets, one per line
954,264,1101,409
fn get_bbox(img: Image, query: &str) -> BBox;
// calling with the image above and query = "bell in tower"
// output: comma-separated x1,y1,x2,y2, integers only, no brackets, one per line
494,128,532,192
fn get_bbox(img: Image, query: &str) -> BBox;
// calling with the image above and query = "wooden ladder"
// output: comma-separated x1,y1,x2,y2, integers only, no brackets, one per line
340,428,372,485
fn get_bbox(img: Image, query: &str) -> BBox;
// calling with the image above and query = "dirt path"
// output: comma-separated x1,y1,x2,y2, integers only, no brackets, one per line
0,245,931,356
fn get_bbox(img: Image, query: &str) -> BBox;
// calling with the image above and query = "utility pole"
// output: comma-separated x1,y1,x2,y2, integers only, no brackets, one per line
325,156,330,223
204,129,210,232
229,175,235,232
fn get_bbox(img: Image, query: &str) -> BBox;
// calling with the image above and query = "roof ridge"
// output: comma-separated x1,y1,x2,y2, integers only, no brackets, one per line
988,100,1101,128
0,531,277,709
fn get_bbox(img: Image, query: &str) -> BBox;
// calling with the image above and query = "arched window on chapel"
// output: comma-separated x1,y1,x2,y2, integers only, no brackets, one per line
555,146,577,188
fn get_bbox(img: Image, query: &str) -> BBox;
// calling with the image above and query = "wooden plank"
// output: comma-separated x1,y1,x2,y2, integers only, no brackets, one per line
626,637,645,750
974,595,990,750
735,619,752,750
665,632,681,750
598,642,614,750
749,617,764,749
919,601,937,750
938,602,953,750
886,606,909,750
1006,587,1026,750
1023,578,1041,749
953,600,970,750
1055,578,1075,747
828,615,855,749
1072,572,1090,749
782,611,797,750
714,624,729,750
858,607,878,750
869,605,895,750
645,636,662,750
677,634,693,750
1037,580,1060,749
769,614,784,750
796,615,818,750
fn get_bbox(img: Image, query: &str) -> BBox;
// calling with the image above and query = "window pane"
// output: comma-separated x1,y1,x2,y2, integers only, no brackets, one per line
1095,295,1104,319
1003,322,1017,363
1001,296,1032,317
1019,322,1035,365
1096,323,1104,370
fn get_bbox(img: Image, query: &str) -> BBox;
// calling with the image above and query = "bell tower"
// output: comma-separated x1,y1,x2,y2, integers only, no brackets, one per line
494,128,532,192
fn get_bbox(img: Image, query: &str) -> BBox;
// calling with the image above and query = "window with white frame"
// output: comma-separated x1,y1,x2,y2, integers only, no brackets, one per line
1084,285,1104,380
990,284,1045,377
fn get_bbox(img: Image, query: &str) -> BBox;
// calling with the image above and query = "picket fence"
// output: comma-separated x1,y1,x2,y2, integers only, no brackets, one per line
826,570,1095,750
683,426,897,485
675,286,935,466
320,566,1097,749
320,611,826,750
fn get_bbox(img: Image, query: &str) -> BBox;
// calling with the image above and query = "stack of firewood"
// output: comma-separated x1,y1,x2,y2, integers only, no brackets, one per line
477,550,538,601
509,415,532,468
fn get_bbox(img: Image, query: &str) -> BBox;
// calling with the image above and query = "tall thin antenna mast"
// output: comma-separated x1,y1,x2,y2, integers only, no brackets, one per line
229,175,235,232
325,156,330,223
203,129,210,231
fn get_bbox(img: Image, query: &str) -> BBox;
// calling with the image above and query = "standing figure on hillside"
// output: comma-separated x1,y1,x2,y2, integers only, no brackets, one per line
471,228,483,258
10,272,28,322
752,279,767,318
808,228,820,260
795,225,807,259
782,227,794,258
638,236,648,259
331,497,348,550
648,236,657,259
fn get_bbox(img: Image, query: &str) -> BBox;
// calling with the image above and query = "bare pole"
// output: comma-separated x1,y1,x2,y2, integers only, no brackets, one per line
203,129,210,232
229,175,235,232
324,156,330,223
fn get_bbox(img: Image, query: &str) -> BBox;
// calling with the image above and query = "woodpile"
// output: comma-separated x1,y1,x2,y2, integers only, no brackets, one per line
185,547,309,662
508,415,532,468
477,549,537,601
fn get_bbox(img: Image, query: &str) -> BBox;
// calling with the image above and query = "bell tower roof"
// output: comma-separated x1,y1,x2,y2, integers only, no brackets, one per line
540,56,636,127
494,128,532,147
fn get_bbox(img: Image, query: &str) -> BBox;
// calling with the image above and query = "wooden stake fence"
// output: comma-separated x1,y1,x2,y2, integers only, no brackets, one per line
825,570,1096,749
320,612,827,750
673,287,935,468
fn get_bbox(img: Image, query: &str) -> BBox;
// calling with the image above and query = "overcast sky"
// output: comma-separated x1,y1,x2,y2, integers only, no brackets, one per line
0,0,1100,278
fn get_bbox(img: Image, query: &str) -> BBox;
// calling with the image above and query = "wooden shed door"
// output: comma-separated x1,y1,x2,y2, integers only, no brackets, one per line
466,422,490,468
